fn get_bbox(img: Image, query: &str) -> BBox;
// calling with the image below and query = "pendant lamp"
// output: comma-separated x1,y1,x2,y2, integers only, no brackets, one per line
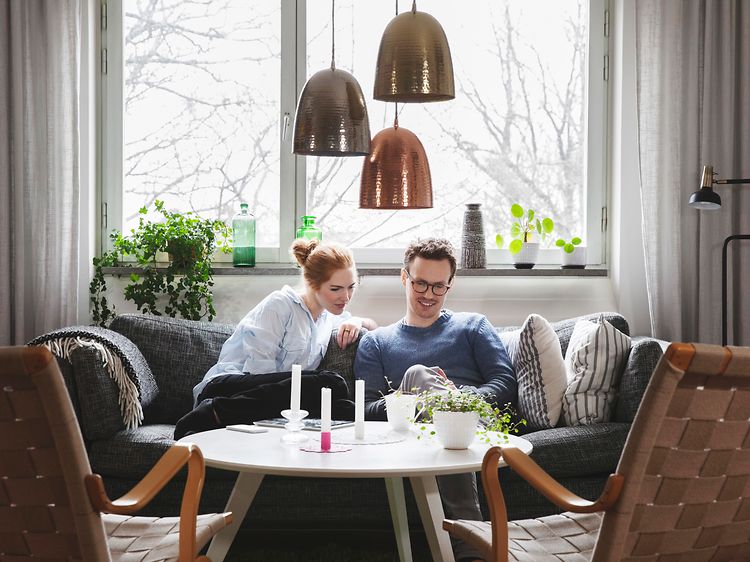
360,113,433,209
373,1,454,103
293,0,371,156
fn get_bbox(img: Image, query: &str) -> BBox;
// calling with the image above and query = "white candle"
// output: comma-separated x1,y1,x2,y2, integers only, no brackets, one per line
354,379,365,439
320,387,331,433
290,364,301,414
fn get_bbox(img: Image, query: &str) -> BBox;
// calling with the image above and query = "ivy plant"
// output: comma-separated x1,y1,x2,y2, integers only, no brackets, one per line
495,203,555,255
90,200,230,326
413,389,526,444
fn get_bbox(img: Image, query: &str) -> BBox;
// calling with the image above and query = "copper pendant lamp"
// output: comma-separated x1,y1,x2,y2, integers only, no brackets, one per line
360,114,433,209
373,1,454,103
293,0,371,156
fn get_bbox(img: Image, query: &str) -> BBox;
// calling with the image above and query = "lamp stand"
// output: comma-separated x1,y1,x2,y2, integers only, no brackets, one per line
721,234,750,345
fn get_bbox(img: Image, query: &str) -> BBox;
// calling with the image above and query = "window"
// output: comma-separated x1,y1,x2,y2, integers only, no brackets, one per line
102,0,608,264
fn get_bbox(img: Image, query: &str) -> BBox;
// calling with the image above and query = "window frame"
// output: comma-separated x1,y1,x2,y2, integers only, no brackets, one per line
99,0,609,266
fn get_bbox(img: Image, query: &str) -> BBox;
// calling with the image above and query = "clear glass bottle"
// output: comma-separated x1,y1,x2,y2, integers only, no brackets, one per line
295,215,323,241
232,203,256,267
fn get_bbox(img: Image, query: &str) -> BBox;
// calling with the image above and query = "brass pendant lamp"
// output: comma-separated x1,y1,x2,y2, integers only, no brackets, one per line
359,110,433,209
293,0,371,156
373,0,454,103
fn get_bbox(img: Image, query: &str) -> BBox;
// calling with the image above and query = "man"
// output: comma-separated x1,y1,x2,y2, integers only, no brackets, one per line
354,237,517,562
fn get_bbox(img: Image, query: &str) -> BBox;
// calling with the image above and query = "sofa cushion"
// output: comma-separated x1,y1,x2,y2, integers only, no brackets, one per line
614,337,665,423
499,314,567,430
562,317,631,426
516,423,630,480
110,314,234,423
88,424,233,482
318,328,367,399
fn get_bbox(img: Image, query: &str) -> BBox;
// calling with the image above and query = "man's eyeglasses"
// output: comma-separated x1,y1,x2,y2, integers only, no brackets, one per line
404,270,451,296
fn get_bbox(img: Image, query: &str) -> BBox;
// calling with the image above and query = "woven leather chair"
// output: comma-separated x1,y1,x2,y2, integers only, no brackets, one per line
444,342,750,561
0,346,232,562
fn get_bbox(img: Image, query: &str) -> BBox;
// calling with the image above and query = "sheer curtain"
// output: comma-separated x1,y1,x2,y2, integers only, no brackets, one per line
636,1,750,344
0,0,81,345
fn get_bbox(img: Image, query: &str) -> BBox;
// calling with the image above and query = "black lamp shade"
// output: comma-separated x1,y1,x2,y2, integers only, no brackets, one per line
688,187,722,210
293,68,371,156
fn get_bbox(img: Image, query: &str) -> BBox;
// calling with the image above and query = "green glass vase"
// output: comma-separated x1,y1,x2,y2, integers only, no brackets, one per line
232,203,256,267
295,215,322,241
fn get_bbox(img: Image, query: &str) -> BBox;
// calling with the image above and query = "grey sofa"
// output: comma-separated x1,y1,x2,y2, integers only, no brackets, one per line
38,311,665,534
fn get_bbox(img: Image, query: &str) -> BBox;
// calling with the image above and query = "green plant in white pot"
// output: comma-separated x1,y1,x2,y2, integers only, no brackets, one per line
556,236,586,269
495,204,554,269
414,390,524,449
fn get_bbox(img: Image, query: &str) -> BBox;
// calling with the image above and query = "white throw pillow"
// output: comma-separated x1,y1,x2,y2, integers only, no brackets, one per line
562,317,631,426
499,314,567,430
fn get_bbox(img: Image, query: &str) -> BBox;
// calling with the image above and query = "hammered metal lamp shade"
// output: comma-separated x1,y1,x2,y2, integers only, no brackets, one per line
373,10,454,102
360,125,433,209
293,67,371,156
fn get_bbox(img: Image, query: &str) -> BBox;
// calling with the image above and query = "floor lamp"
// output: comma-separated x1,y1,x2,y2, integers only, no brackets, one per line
688,164,750,345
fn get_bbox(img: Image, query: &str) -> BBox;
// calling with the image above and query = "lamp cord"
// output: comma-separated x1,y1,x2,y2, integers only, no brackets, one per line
394,0,399,128
330,0,335,70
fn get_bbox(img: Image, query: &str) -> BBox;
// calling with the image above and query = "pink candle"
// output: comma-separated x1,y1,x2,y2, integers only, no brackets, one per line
320,387,331,451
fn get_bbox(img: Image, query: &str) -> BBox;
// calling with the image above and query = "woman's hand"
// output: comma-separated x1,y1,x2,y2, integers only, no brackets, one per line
336,319,362,349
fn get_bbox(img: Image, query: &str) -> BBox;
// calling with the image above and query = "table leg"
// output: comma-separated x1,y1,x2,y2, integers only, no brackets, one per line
206,472,264,562
410,475,455,562
384,477,413,562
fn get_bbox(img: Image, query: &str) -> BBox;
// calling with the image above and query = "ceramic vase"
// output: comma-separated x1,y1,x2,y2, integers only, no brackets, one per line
512,242,540,269
561,246,586,269
460,203,486,269
433,410,480,449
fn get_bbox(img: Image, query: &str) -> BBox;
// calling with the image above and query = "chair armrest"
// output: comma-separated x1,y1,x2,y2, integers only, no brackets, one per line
86,443,222,562
499,447,624,513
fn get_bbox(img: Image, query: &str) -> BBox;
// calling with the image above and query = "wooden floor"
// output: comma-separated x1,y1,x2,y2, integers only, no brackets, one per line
222,528,433,561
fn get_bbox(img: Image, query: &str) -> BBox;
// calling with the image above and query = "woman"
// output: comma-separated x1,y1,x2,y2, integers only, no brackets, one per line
176,239,376,438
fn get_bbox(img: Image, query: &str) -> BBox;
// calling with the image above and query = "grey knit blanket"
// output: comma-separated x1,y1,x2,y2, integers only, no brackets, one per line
29,326,157,429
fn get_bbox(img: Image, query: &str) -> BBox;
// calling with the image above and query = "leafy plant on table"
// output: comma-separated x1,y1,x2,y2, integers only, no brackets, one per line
555,236,583,253
414,389,526,444
495,203,555,255
90,200,231,326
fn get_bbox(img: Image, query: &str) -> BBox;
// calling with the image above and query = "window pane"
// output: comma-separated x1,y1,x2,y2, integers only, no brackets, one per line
122,0,281,246
306,0,588,249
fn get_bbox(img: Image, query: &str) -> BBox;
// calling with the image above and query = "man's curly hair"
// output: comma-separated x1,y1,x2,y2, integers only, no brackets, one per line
403,238,457,281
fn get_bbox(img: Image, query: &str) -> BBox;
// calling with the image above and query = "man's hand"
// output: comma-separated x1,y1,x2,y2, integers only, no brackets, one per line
431,366,457,390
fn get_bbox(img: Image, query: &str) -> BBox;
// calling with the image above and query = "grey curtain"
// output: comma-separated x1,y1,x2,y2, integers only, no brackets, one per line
0,0,81,345
636,1,750,345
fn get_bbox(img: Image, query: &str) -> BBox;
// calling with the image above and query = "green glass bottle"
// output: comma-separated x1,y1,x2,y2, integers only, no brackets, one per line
295,215,323,241
232,203,256,267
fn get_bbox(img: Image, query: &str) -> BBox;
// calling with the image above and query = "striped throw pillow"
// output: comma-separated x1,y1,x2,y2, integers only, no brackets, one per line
500,314,567,430
562,317,631,426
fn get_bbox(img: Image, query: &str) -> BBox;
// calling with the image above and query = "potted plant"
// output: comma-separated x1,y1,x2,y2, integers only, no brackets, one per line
495,204,554,269
556,236,586,269
90,200,231,326
414,390,525,449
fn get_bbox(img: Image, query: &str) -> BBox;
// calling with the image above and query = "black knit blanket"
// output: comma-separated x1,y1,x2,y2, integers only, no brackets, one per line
29,326,157,429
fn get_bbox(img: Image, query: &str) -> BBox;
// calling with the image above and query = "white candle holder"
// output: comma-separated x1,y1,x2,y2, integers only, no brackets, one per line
280,409,309,444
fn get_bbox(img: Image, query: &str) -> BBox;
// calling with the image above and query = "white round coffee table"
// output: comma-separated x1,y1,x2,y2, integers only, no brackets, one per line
179,421,532,562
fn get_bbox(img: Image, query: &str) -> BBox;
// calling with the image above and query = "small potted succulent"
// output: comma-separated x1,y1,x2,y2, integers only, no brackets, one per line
414,390,524,449
495,204,554,269
556,236,586,269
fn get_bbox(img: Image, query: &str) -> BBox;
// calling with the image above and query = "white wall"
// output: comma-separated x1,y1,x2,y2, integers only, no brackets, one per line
105,274,617,328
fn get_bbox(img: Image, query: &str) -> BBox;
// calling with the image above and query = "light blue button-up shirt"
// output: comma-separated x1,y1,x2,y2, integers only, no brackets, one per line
193,285,350,404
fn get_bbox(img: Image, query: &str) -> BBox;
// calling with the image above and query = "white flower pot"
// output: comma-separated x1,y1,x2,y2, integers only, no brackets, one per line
385,393,417,433
512,242,539,269
433,411,480,449
561,246,586,269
